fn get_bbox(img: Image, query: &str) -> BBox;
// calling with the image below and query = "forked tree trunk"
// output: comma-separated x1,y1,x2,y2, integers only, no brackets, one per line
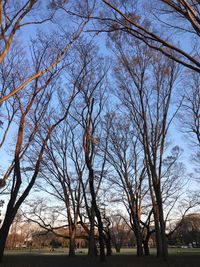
88,168,106,262
143,240,150,256
131,209,143,257
142,229,151,256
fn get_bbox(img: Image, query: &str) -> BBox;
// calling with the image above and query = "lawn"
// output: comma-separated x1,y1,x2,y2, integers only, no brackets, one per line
1,248,200,267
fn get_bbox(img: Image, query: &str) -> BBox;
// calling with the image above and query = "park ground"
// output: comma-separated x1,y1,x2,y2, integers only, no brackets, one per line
1,248,200,267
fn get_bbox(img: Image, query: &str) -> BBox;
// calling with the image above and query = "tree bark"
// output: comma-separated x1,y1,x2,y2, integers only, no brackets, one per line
104,231,112,256
88,207,97,257
135,231,144,257
130,203,143,257
89,168,106,262
68,227,76,257
154,208,162,258
0,221,11,261
156,191,168,261
0,201,17,261
143,240,150,256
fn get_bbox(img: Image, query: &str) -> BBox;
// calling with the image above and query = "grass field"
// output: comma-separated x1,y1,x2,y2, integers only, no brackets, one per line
1,248,200,267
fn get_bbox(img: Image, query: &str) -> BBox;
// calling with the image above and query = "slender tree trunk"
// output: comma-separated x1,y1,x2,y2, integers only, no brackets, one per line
106,241,112,256
0,181,20,262
69,227,76,257
153,206,162,258
88,207,96,257
142,229,151,256
157,192,168,261
147,170,162,258
104,232,112,256
89,169,106,262
143,239,150,256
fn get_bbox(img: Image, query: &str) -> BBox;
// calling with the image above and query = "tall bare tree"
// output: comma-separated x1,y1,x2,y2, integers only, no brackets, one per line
68,40,108,262
100,0,200,73
112,37,180,260
109,213,132,253
31,106,86,257
0,39,80,260
102,113,147,256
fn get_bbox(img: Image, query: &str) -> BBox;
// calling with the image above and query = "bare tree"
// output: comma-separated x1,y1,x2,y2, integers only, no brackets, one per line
68,40,108,262
0,39,80,260
109,213,131,253
28,50,98,256
0,0,40,63
100,0,200,73
31,114,86,257
111,37,180,260
0,0,91,104
102,113,147,256
178,71,200,174
31,40,109,260
39,129,83,255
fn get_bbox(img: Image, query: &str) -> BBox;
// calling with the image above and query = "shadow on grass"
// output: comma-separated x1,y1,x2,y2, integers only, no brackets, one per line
1,253,200,267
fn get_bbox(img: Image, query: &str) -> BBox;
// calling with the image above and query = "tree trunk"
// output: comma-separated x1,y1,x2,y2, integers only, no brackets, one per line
142,229,151,256
154,217,162,258
157,192,168,261
160,217,168,261
115,245,121,253
0,191,19,262
0,224,10,261
143,240,150,256
131,212,143,257
89,168,106,262
152,204,162,258
0,211,15,261
104,231,112,256
88,207,96,257
135,232,144,257
69,228,76,257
